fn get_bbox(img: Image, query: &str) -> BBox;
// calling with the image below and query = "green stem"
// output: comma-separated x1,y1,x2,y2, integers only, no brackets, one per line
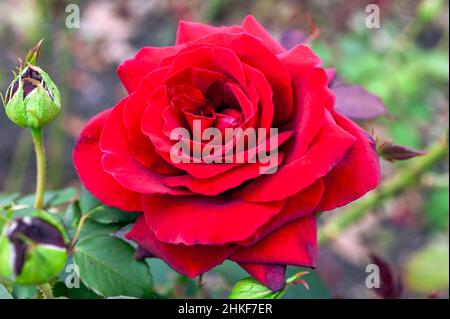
70,213,89,247
38,283,53,299
318,136,449,245
31,128,46,209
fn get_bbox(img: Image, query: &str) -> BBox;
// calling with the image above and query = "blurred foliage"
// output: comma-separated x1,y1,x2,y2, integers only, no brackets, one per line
405,237,449,294
425,186,449,231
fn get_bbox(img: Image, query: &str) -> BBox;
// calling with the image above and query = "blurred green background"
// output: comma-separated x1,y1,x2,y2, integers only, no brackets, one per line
0,0,448,298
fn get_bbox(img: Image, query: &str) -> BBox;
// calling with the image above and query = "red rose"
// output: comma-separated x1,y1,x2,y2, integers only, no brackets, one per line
73,16,380,291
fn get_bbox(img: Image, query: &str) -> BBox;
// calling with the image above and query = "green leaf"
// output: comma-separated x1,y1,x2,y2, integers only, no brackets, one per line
0,284,13,299
405,238,449,294
89,205,139,224
12,285,37,299
0,193,21,209
53,281,100,299
79,186,102,212
79,186,138,224
73,235,155,298
63,201,82,230
15,188,76,208
229,277,279,299
75,219,123,242
229,271,310,299
46,187,78,206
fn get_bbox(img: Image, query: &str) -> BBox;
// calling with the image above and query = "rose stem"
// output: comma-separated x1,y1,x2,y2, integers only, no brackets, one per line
318,135,449,245
31,128,46,209
31,127,54,299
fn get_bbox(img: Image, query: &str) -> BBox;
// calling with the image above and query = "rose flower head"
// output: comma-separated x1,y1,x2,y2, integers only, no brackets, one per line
73,16,380,291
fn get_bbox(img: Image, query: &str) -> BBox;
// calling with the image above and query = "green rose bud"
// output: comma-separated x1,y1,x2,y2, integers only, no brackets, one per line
3,65,61,129
0,209,68,285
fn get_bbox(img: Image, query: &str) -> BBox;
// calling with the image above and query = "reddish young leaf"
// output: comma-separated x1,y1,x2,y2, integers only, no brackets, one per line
370,254,403,299
332,85,388,120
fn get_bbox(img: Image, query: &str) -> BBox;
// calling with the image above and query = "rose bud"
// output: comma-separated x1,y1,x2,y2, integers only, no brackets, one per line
3,64,61,129
0,210,68,285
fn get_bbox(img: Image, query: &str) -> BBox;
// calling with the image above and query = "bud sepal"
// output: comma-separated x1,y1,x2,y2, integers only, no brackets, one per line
3,65,61,129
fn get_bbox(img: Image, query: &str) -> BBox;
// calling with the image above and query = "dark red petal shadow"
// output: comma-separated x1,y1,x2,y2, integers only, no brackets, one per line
238,263,286,292
126,215,237,278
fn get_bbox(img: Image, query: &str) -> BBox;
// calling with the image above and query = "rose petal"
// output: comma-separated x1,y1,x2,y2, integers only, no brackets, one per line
232,214,317,268
126,215,237,278
143,194,285,245
238,263,286,292
244,64,274,129
317,112,381,211
282,68,329,162
100,99,189,195
123,67,180,175
192,32,293,124
175,20,243,45
117,46,181,93
142,85,244,179
233,114,356,202
73,109,143,212
162,45,247,89
242,180,323,245
278,44,322,77
165,67,226,93
164,152,284,196
241,15,285,54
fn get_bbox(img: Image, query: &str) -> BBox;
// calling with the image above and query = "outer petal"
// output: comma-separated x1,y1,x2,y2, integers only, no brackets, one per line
126,215,237,278
142,194,285,245
278,44,322,77
241,15,285,54
73,109,143,212
238,263,286,292
243,180,324,245
100,99,189,195
117,46,181,93
175,20,243,45
317,112,381,211
233,114,356,203
232,214,317,268
282,68,329,162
